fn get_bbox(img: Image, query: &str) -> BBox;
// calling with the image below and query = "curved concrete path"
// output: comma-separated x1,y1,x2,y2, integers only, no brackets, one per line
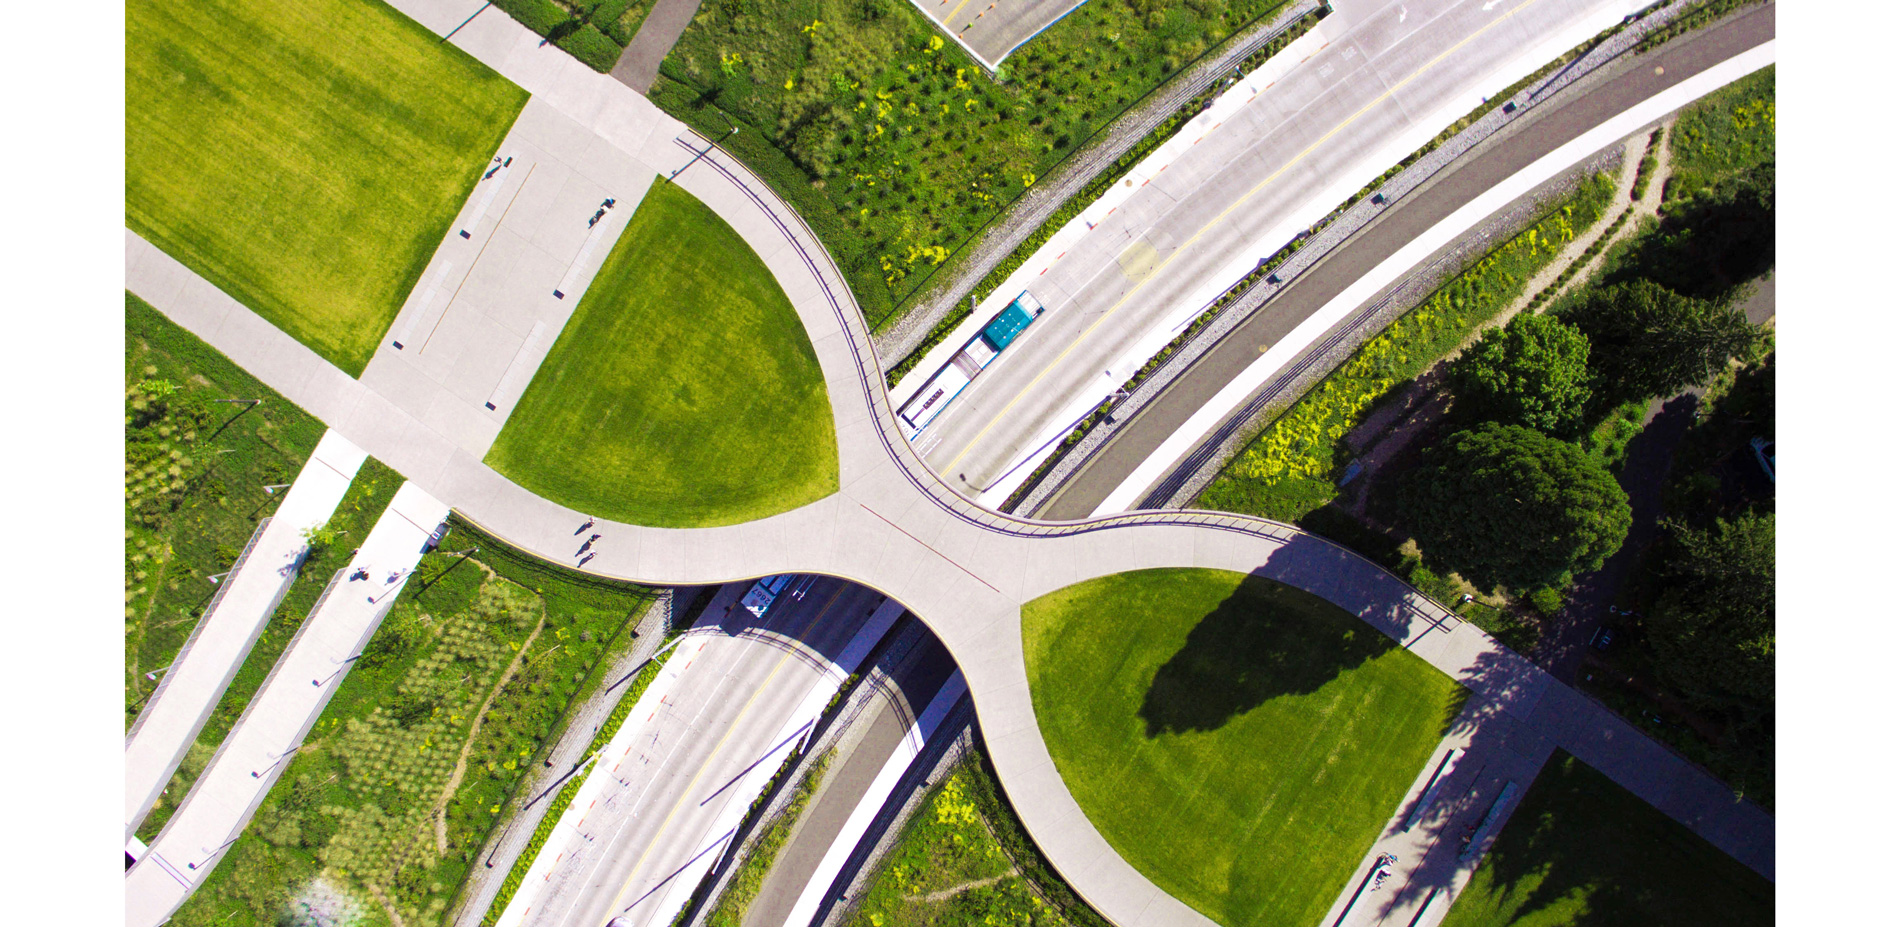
125,3,1774,925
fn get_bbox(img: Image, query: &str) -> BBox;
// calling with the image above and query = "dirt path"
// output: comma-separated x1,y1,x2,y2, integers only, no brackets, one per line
431,598,547,853
908,870,1017,904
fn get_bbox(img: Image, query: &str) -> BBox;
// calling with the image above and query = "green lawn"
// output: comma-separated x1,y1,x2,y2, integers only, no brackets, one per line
1022,568,1465,927
1439,751,1772,927
486,180,838,528
127,0,527,376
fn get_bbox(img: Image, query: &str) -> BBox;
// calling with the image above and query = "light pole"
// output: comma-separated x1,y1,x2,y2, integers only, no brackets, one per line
262,483,291,495
187,833,242,870
250,746,297,779
206,571,232,585
313,653,363,687
670,125,737,181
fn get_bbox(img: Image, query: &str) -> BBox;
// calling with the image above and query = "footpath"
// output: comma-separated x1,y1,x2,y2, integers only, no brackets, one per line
124,429,366,843
125,483,451,927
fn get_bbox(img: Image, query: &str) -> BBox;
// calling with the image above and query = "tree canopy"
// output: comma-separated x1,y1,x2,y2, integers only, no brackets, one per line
1644,513,1775,715
1449,312,1593,435
1560,277,1760,406
1628,161,1775,300
1397,423,1631,591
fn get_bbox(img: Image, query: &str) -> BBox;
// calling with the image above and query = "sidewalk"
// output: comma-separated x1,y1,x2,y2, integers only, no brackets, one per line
123,429,366,842
125,483,451,927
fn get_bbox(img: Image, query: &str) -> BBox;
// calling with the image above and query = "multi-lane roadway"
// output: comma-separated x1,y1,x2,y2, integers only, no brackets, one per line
912,0,1644,500
511,578,896,927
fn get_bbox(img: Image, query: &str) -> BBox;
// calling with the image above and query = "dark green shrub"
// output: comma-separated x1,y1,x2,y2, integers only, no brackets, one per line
1526,586,1565,618
556,23,623,72
490,0,568,34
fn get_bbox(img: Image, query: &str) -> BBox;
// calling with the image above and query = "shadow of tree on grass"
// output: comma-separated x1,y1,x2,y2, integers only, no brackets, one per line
1138,573,1393,736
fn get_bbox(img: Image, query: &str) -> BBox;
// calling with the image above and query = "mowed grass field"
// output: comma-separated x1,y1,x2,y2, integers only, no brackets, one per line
127,0,526,376
1022,568,1464,927
486,180,839,528
1440,752,1772,927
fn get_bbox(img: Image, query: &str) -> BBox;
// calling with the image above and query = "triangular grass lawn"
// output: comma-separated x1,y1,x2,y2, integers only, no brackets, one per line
1022,568,1465,927
486,179,839,528
127,0,526,376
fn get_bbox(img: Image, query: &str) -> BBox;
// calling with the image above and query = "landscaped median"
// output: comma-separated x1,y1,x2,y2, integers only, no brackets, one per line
1022,568,1464,927
127,0,527,377
484,180,839,528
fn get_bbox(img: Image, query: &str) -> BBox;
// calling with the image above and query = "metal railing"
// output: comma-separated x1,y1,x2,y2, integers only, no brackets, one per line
127,515,277,743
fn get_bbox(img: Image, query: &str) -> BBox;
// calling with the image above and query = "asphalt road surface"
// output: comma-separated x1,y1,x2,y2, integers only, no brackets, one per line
520,577,888,927
916,0,1632,498
1035,2,1777,519
741,629,958,927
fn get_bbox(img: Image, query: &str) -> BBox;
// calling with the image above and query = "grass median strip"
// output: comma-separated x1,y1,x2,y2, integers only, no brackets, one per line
485,180,838,528
127,0,527,376
1022,568,1463,927
1439,751,1772,926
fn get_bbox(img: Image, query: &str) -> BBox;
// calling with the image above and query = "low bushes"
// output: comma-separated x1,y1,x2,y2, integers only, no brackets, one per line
488,0,653,73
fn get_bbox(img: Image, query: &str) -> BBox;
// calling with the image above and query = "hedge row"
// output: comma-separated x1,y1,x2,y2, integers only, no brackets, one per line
488,0,639,73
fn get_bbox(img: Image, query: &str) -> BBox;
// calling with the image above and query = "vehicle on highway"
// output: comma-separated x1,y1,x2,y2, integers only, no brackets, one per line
899,291,1046,439
741,574,795,617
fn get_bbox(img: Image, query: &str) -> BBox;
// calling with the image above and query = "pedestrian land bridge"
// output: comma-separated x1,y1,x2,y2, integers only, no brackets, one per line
125,2,1775,926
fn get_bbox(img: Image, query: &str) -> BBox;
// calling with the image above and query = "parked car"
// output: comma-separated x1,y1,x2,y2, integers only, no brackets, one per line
1590,626,1617,652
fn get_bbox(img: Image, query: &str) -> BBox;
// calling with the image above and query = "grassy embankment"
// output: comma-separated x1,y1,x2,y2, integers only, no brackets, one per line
127,0,525,375
486,180,838,528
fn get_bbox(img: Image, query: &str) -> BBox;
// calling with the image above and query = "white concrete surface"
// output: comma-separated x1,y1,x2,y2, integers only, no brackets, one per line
125,483,450,927
123,429,366,841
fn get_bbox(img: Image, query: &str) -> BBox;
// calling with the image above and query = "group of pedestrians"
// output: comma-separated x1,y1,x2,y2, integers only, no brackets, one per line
576,517,601,567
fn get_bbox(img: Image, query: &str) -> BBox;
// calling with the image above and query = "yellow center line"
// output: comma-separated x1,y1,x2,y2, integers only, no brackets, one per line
595,582,848,922
943,0,978,27
939,0,1546,472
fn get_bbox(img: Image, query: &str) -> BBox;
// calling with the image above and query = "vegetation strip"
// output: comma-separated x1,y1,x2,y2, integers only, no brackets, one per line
479,648,675,927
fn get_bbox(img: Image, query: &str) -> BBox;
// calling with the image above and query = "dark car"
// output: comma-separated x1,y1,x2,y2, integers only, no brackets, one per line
1591,626,1617,652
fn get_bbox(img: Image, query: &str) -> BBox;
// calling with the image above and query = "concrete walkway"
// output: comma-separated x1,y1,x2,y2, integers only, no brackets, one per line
123,429,366,842
127,2,1774,924
610,0,701,93
125,484,450,927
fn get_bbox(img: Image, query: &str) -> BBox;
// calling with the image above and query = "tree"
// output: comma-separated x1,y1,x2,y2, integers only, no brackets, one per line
1560,277,1760,406
1629,161,1775,299
1449,312,1592,435
1397,423,1631,591
1644,513,1774,714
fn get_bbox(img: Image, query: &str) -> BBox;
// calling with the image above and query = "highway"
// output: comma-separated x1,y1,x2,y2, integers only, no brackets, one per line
511,578,897,927
1034,0,1779,518
912,0,1642,500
